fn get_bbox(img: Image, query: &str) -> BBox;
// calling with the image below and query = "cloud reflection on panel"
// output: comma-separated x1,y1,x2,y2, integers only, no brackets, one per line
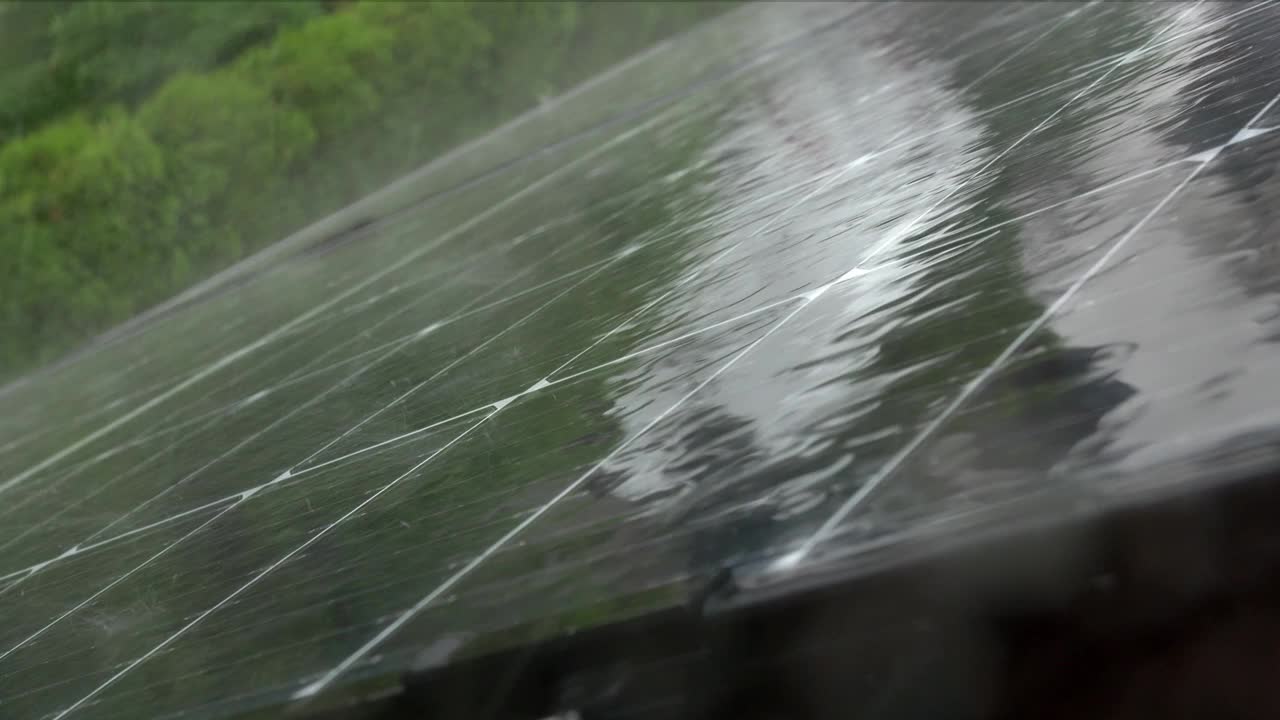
582,3,1009,568
1042,2,1280,483
573,2,1276,571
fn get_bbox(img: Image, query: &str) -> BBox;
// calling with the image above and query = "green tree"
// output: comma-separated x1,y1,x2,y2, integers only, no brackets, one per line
139,71,316,265
50,1,323,108
468,2,581,109
0,0,733,382
0,111,170,355
0,1,77,142
235,10,393,139
354,2,492,94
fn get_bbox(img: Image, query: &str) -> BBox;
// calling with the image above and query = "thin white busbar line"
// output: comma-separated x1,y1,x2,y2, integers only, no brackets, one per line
0,0,1252,502
82,338,424,548
961,2,1098,92
261,222,595,371
1,244,622,684
0,116,819,589
35,23,927,703
792,160,1217,561
28,145,1184,534
76,224,602,553
288,2,1208,701
0,103,680,652
0,5,1018,579
0,292,802,584
308,150,1205,420
287,248,631,475
1,106,1254,601
0,4,1126,496
9,222,598,516
0,0,1107,601
0,336,309,527
104,0,851,386
0,0,775,405
536,0,1108,389
10,152,1251,587
0,138,616,501
542,137,878,387
848,16,1195,280
88,217,656,466
5,4,1257,593
0,492,242,588
285,6,1147,699
293,291,807,477
3,30,742,501
291,294,821,702
0,279,409,500
0,6,1080,461
0,502,241,663
787,88,1280,565
47,409,504,720
0,405,235,561
28,145,670,513
263,246,470,342
0,290,808,588
17,5,1228,707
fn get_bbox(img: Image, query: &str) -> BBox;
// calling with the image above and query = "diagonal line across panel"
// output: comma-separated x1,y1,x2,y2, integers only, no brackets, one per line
787,88,1280,564
0,100,679,635
0,130,1242,600
2,0,1093,638
283,2,1211,702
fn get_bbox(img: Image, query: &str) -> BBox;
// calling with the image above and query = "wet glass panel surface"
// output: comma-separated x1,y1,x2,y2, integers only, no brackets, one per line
3,2,1280,718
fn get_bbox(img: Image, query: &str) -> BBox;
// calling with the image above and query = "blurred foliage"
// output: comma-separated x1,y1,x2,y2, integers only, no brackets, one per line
0,86,729,720
0,111,175,359
0,0,731,381
235,11,393,139
0,1,323,142
50,2,324,107
0,1,75,144
139,71,317,266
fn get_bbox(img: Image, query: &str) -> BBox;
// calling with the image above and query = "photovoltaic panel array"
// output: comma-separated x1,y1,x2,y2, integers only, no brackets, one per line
3,2,1280,718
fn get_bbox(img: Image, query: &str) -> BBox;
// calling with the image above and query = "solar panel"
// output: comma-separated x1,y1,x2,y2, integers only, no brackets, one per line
3,2,1280,718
